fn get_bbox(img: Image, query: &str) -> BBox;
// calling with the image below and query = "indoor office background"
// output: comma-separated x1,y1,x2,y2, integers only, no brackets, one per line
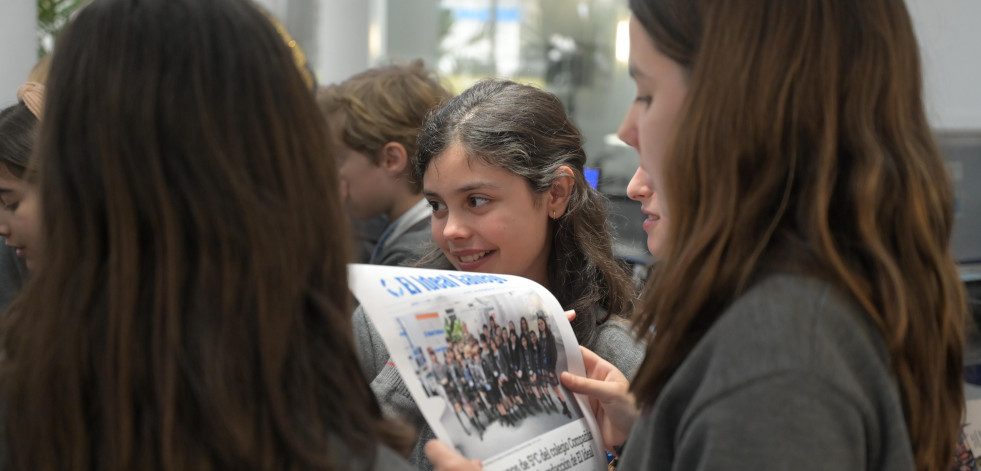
0,1,978,273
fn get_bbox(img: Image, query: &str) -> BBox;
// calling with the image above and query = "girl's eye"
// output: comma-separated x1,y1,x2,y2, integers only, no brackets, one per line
1,199,19,212
635,95,653,107
468,196,490,208
428,199,446,214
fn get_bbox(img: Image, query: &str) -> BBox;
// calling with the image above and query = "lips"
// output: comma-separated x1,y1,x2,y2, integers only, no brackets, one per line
641,210,661,231
451,249,496,270
459,250,491,263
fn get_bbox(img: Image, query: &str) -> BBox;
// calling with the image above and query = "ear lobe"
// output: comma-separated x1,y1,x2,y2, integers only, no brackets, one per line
380,142,409,174
547,165,575,218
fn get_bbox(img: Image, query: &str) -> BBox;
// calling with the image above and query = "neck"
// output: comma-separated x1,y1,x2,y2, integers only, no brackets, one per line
387,192,424,222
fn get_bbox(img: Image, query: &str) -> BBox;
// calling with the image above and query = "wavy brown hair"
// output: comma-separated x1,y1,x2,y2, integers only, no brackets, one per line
317,61,452,193
628,1,967,470
0,0,411,469
414,79,635,348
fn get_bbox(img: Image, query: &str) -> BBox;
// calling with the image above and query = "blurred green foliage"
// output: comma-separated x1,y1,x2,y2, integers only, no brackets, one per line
37,0,89,57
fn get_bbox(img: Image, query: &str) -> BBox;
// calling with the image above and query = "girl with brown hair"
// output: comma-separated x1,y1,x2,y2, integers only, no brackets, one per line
0,0,414,469
356,79,646,470
427,0,967,470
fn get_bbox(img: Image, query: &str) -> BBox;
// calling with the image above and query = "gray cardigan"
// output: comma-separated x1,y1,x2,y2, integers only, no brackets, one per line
619,273,915,470
0,241,27,313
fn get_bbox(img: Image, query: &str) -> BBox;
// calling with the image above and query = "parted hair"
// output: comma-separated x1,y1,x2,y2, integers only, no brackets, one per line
627,1,967,470
0,104,38,178
317,60,452,193
414,79,635,349
0,0,411,470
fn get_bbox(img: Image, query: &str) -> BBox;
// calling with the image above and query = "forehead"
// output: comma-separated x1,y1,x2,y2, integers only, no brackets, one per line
423,144,524,190
627,16,684,82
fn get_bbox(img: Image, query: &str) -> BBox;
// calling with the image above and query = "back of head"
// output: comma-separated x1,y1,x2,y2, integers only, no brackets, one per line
629,1,966,469
1,0,407,469
0,82,44,178
317,61,451,193
415,79,634,348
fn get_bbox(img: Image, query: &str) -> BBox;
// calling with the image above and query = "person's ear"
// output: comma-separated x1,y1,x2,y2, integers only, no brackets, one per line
380,142,409,175
547,165,575,219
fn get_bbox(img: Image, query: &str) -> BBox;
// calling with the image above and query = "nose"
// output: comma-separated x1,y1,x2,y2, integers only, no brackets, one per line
626,166,651,202
0,221,10,238
440,210,471,241
617,105,639,149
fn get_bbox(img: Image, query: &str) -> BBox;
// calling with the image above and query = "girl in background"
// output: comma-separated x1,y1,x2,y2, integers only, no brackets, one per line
0,83,44,310
356,79,646,469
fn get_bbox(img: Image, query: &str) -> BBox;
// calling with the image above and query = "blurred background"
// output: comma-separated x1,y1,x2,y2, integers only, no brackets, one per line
1,0,979,272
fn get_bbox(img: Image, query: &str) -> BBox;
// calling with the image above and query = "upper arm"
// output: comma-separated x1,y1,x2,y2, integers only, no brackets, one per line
351,305,391,381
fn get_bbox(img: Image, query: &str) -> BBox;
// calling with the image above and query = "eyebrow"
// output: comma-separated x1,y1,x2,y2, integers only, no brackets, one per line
424,181,502,199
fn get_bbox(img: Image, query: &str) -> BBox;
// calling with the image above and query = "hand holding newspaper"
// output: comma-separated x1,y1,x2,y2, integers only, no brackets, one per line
349,264,607,471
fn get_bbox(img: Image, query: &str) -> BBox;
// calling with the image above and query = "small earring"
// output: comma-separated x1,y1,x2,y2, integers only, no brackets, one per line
552,210,557,220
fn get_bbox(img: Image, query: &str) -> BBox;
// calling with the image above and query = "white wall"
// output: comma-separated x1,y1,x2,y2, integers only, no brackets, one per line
907,0,981,130
0,0,37,107
257,0,385,88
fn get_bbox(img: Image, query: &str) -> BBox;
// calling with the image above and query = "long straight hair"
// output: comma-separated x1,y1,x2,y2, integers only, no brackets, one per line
415,80,635,348
628,1,966,470
0,0,411,469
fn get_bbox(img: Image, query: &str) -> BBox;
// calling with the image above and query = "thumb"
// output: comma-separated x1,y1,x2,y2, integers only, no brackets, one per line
424,440,482,470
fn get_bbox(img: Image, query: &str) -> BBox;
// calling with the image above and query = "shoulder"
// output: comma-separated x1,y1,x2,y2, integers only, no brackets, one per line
656,273,908,457
379,222,433,267
352,305,391,380
703,273,886,377
593,316,646,380
627,274,914,469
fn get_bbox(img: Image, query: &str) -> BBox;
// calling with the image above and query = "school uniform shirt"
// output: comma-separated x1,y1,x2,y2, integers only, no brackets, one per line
368,198,433,267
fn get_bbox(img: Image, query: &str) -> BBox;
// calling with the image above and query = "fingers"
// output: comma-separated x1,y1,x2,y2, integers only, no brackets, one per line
560,371,626,401
564,309,576,322
425,440,483,471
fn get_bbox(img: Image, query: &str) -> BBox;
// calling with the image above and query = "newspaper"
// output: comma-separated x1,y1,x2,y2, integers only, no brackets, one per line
349,263,607,471
955,398,981,470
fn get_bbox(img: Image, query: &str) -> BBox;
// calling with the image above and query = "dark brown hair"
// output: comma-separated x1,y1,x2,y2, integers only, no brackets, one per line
0,103,38,178
0,0,411,469
415,79,635,348
317,61,452,193
629,1,966,470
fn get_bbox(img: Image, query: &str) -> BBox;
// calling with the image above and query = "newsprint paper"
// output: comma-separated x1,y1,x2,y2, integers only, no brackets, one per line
349,264,607,471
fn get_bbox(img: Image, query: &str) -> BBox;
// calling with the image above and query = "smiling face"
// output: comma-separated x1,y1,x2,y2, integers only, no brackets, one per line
618,16,689,259
0,169,40,269
424,143,552,286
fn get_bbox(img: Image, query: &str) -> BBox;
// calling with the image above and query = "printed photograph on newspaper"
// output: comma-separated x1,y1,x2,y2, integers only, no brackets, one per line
349,263,607,471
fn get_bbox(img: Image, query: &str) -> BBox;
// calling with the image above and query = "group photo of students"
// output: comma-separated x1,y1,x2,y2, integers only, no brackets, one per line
400,289,583,461
0,0,978,470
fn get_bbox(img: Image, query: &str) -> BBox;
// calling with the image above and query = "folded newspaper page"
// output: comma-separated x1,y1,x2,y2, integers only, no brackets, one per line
349,263,607,471
954,397,981,470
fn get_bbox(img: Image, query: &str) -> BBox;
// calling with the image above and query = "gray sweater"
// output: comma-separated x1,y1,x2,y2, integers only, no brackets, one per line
619,273,914,470
0,241,27,313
